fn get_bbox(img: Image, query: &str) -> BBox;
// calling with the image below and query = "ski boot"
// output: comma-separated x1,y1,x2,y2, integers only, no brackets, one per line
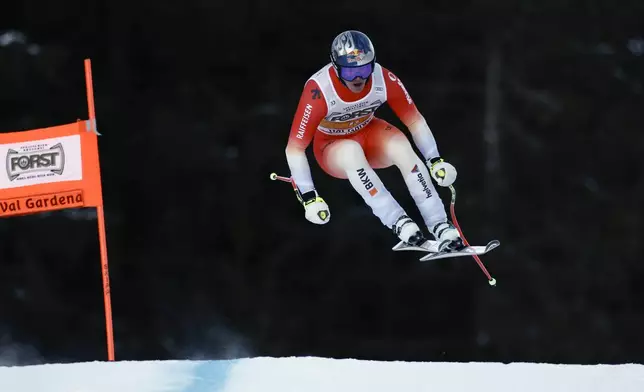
430,221,465,252
392,214,427,247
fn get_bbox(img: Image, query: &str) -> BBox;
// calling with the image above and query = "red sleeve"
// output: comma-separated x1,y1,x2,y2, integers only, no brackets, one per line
286,79,327,151
382,67,423,127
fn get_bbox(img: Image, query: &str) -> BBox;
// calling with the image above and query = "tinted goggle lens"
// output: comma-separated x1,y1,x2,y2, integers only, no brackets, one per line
339,63,373,81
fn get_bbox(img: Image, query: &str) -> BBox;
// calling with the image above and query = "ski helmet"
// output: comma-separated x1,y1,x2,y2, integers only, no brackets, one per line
330,30,376,82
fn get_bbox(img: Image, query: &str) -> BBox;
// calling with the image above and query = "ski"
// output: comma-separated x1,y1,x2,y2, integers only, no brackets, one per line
392,239,443,253
419,240,500,261
392,239,500,262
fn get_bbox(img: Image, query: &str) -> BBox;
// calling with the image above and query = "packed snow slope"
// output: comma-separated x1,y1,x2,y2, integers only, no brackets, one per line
1,356,643,391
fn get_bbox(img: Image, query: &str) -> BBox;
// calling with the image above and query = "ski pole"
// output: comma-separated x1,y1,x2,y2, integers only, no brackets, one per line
448,184,497,286
269,172,303,204
269,172,292,184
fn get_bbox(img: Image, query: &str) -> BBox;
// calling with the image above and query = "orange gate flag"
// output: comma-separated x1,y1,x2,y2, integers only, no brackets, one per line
0,59,115,361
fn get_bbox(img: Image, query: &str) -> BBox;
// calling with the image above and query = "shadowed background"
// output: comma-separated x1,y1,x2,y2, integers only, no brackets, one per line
1,0,643,365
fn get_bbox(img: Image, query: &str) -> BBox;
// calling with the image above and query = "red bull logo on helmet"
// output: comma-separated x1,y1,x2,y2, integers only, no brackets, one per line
346,49,365,63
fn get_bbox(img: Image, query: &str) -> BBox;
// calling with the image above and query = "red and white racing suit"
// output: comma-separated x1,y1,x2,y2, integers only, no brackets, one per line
285,62,448,230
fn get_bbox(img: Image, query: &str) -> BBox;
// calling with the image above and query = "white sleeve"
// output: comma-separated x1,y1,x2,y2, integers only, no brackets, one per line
285,146,315,194
408,116,440,161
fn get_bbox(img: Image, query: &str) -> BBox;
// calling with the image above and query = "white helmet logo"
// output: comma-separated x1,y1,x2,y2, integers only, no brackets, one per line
335,32,356,55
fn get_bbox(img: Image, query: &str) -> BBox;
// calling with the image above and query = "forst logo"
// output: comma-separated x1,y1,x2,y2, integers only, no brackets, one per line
357,168,378,196
6,143,65,181
328,100,382,122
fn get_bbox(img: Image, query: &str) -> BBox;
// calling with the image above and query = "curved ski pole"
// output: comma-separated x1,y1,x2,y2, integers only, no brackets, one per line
270,172,303,204
448,184,497,286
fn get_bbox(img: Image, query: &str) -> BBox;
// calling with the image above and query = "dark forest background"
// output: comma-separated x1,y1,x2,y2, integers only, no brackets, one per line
1,0,643,365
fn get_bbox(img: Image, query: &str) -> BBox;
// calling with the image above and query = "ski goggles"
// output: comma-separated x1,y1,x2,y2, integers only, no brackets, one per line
339,63,373,81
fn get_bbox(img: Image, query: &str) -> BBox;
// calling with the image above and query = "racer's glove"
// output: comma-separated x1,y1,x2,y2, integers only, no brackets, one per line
427,157,457,187
299,190,330,225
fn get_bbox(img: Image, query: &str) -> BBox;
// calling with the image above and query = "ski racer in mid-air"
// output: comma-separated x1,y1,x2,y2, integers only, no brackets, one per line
284,29,464,251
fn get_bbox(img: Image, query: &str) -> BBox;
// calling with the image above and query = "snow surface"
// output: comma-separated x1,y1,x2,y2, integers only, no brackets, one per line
0,356,643,392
